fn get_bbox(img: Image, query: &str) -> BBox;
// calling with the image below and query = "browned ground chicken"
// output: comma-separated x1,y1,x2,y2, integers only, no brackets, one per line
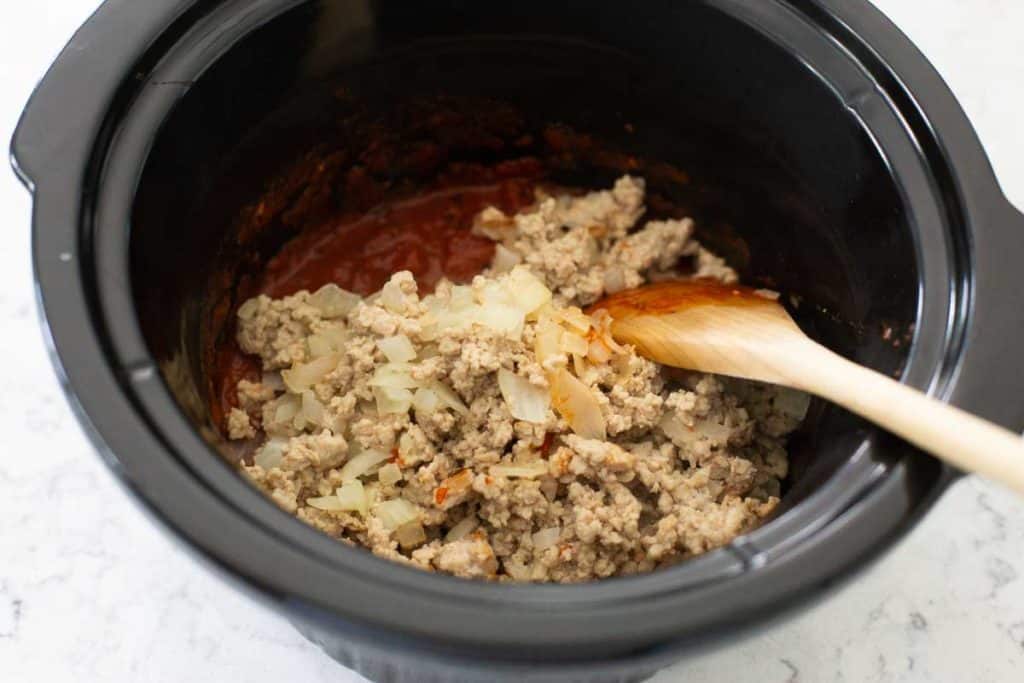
228,176,809,582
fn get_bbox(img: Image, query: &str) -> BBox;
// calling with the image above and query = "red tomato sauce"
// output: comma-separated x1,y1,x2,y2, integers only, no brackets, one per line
257,179,536,298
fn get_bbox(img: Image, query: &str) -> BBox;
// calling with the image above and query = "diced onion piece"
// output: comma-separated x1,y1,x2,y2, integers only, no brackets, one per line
377,463,403,486
775,387,811,421
559,330,589,356
261,371,285,391
307,495,345,511
373,386,413,414
335,480,368,515
379,278,410,313
476,302,525,338
549,368,606,440
368,363,420,389
491,244,522,273
558,307,592,333
273,394,300,423
300,390,326,427
490,461,550,479
397,432,416,461
430,381,468,414
659,415,696,444
572,353,587,377
445,516,479,542
282,353,340,392
450,286,474,311
697,419,732,441
377,335,417,363
587,339,611,364
374,498,420,529
532,527,561,550
307,334,334,358
534,317,562,365
507,266,552,315
504,561,531,581
237,297,260,321
320,324,349,347
254,437,288,469
497,369,550,423
340,449,390,482
309,283,361,318
412,387,441,414
395,521,427,549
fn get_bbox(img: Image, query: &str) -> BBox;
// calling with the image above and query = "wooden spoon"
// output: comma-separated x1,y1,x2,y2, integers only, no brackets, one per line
592,279,1024,494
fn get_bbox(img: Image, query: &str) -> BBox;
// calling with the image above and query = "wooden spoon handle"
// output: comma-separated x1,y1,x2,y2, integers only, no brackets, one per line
788,339,1024,493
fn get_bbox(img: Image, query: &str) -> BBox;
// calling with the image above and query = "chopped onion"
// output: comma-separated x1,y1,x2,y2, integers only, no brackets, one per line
307,334,334,358
379,278,410,313
412,386,441,414
476,302,526,338
491,244,522,273
430,381,468,414
306,495,345,511
237,297,260,321
497,369,550,423
374,498,420,529
659,415,696,444
549,368,606,440
282,353,340,392
774,387,811,421
368,363,420,390
534,317,562,366
377,335,417,363
445,516,479,542
340,449,390,481
395,521,427,549
335,480,368,515
377,463,403,486
261,371,285,391
273,394,300,424
532,527,561,550
490,461,549,479
697,419,732,441
300,390,326,427
373,386,413,414
397,432,416,461
254,437,288,469
558,307,592,333
572,352,587,377
559,330,589,356
450,286,474,311
309,283,361,318
587,340,611,364
507,266,552,315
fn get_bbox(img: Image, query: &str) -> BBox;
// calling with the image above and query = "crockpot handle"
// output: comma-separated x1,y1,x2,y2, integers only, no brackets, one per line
10,0,190,188
949,198,1024,437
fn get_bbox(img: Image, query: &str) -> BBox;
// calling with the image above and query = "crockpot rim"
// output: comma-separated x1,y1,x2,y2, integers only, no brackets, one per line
13,0,1024,662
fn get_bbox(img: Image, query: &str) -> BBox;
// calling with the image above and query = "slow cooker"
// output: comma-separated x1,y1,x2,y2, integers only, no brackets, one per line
13,1,1024,681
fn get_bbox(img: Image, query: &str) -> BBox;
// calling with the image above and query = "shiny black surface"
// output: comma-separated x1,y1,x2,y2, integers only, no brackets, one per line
13,1,1024,681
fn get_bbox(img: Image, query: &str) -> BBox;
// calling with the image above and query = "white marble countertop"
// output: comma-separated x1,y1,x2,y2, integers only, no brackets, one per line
1,1,1022,681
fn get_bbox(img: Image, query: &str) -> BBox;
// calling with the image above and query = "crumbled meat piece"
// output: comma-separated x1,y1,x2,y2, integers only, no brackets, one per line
229,176,801,582
227,407,256,440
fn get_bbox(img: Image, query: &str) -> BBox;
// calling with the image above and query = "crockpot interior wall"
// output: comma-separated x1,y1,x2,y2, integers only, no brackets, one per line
130,0,917,507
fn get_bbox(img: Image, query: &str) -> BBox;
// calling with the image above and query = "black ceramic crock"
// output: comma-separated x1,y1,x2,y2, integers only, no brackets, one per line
12,1,1024,681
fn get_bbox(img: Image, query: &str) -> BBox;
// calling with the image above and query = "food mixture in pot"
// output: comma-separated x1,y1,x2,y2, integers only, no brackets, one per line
226,176,808,581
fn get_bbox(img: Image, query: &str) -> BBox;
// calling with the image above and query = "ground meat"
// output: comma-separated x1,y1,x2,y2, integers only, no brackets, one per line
229,176,807,582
